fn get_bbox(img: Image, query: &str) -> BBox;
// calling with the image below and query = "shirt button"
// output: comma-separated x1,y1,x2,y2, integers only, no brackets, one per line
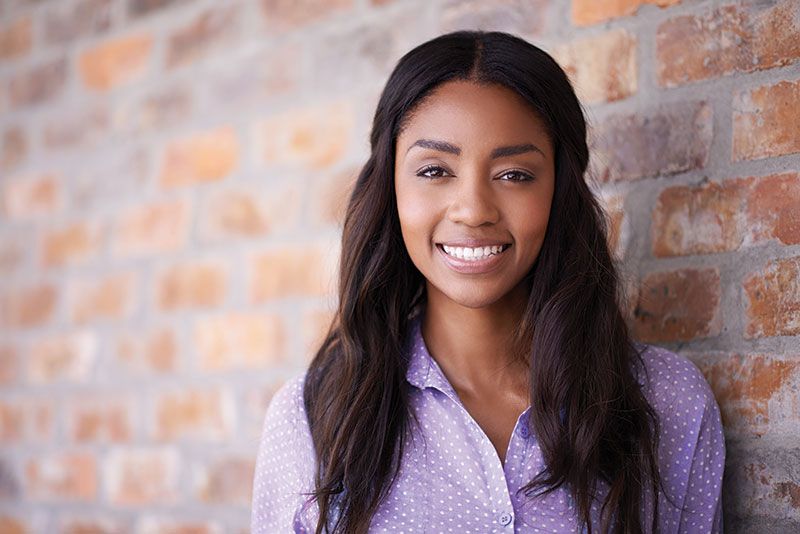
516,423,530,439
499,512,513,526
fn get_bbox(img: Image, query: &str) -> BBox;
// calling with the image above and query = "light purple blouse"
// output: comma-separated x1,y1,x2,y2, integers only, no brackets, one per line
251,314,725,533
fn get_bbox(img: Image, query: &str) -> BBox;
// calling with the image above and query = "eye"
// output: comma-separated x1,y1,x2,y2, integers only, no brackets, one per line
416,164,451,179
498,170,535,182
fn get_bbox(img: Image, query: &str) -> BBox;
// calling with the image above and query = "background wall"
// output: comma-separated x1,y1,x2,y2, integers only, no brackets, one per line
0,0,798,532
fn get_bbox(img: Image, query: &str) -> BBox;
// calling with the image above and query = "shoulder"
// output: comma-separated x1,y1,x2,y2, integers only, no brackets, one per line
633,342,717,418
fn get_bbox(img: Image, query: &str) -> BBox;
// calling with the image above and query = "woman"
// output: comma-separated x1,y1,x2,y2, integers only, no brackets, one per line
251,30,725,534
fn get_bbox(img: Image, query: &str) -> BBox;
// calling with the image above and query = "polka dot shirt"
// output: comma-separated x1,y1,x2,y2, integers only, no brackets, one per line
251,314,725,533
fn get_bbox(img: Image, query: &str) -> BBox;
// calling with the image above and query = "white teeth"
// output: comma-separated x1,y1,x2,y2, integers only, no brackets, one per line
442,244,507,261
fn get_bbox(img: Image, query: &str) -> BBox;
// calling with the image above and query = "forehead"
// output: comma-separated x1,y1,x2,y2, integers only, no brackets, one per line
397,80,550,151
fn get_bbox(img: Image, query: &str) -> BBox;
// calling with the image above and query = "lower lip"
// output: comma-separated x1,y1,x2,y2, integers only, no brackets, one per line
436,244,511,274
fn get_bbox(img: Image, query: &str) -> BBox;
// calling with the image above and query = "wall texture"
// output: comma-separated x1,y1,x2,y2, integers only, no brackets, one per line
0,0,798,532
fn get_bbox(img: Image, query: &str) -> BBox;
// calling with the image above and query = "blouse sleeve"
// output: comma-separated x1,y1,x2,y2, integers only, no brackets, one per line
678,389,726,533
251,373,318,534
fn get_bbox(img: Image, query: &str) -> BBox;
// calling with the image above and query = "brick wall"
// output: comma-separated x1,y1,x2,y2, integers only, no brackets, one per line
0,0,798,532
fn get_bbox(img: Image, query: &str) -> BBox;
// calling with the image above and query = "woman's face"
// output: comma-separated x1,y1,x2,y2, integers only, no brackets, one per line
394,80,555,310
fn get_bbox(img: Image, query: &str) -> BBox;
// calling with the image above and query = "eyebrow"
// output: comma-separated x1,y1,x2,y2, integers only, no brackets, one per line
406,138,545,158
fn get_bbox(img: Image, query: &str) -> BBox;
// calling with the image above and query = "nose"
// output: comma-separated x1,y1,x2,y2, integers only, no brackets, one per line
446,172,500,227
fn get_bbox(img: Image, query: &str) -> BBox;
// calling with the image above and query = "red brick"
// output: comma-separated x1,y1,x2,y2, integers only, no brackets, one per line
734,450,800,517
6,57,68,109
66,395,133,443
657,2,800,87
733,79,800,161
1,282,58,329
0,399,53,443
156,260,227,310
0,516,26,534
43,104,110,151
301,307,335,361
0,16,32,60
195,456,255,505
29,331,97,383
591,101,712,182
166,6,239,68
79,34,153,91
744,256,800,339
208,43,299,107
746,172,800,246
58,516,130,534
572,0,680,26
154,388,233,441
2,173,61,220
158,126,239,188
41,221,103,268
308,166,356,229
198,183,302,242
194,313,286,371
260,0,352,30
134,518,221,534
44,0,112,46
112,198,190,257
116,326,177,375
104,447,179,505
696,354,799,435
0,233,24,276
69,271,137,324
552,29,637,104
652,178,748,257
250,243,336,301
632,268,721,343
118,84,193,133
258,100,353,170
26,453,97,501
2,126,27,171
598,194,625,260
0,344,18,385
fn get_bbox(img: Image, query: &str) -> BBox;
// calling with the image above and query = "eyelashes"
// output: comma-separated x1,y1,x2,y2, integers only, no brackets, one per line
415,164,535,182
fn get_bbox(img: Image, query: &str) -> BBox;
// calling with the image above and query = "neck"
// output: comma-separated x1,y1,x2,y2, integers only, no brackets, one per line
421,281,530,396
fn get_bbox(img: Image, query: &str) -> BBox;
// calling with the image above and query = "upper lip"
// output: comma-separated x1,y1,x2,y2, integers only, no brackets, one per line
437,239,511,247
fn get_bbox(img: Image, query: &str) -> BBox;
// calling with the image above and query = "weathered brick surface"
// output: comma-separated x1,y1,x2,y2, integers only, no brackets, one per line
1,0,797,530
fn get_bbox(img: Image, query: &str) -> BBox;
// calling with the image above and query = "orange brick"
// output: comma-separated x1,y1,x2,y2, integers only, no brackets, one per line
118,84,193,134
166,6,240,68
308,166,357,229
154,388,233,441
2,174,61,220
43,103,110,151
0,401,23,442
158,126,238,188
258,100,353,170
7,57,68,109
0,516,26,534
41,221,102,268
1,282,58,329
2,126,27,171
69,271,137,324
744,256,800,339
79,33,153,91
598,194,625,260
0,345,17,385
695,353,800,435
746,172,800,246
0,17,32,60
301,307,335,361
26,453,97,501
104,447,179,505
194,312,285,371
44,0,112,46
652,178,748,257
116,326,178,375
0,234,24,276
733,80,800,161
572,0,680,26
112,198,190,257
250,244,336,301
195,456,255,505
632,268,721,343
198,183,302,242
58,516,128,534
135,518,222,534
0,399,53,443
657,2,800,87
260,0,353,30
66,395,133,443
156,260,227,310
553,29,637,104
28,330,97,383
243,381,284,440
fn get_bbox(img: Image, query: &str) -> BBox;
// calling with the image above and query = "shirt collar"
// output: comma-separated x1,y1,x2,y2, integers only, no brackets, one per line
404,312,457,397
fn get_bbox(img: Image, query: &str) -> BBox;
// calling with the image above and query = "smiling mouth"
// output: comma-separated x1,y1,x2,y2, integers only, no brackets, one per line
436,243,511,261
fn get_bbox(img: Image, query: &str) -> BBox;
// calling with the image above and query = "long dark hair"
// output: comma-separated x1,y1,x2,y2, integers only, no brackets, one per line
303,30,662,534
